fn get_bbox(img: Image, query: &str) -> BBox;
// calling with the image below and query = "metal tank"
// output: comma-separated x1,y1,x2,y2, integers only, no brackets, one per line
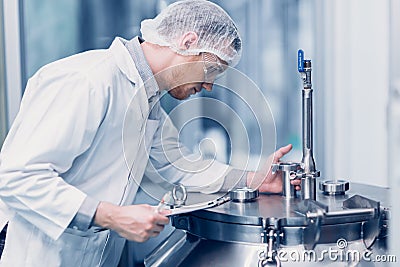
145,184,389,266
144,51,391,267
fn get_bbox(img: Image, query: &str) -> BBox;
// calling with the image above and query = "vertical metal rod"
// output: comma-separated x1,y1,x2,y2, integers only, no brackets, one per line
301,61,316,174
299,58,318,200
274,162,300,198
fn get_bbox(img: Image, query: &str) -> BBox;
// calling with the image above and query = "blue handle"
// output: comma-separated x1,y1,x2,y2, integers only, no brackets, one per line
298,49,304,72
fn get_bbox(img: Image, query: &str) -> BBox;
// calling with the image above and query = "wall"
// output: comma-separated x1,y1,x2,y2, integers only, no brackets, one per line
0,0,7,145
316,0,389,187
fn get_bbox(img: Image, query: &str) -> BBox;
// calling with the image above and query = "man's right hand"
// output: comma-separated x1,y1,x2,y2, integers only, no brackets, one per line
94,202,170,242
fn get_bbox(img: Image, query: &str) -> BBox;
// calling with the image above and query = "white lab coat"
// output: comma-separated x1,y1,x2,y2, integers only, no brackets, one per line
0,37,229,266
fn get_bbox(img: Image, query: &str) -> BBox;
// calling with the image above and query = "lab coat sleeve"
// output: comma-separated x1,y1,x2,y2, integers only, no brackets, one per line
0,69,108,240
68,196,99,231
145,109,234,194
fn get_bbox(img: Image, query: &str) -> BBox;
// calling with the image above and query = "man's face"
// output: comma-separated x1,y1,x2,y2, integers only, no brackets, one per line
167,53,227,100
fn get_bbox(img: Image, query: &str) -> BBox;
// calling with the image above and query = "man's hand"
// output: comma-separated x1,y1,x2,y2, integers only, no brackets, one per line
94,202,170,242
246,144,301,193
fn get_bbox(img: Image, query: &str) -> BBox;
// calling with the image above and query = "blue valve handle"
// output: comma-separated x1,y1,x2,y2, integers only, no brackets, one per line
298,49,304,72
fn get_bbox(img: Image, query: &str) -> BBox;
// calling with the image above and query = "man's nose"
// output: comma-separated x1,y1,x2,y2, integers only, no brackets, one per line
202,82,213,91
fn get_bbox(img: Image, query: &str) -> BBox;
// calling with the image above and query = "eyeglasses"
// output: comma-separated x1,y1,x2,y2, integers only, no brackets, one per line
202,53,226,83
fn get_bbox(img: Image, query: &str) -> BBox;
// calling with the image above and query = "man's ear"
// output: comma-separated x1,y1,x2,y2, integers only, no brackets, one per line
178,32,199,50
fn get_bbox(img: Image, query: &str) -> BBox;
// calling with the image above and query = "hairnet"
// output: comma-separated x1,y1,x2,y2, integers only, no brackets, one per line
140,0,242,67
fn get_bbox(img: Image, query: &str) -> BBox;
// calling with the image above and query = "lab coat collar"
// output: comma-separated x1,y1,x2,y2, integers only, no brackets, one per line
124,36,160,100
109,37,141,85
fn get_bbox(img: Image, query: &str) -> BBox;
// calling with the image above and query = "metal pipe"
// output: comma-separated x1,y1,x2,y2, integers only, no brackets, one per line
276,162,301,198
301,60,316,174
301,175,315,200
306,208,376,220
282,171,295,198
298,51,319,200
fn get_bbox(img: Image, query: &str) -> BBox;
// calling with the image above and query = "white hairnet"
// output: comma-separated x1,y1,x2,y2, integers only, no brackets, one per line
141,0,242,67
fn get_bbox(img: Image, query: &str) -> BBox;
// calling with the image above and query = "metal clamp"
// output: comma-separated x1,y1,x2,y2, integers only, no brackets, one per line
258,252,281,267
272,162,303,198
258,229,281,267
172,184,187,207
304,209,324,250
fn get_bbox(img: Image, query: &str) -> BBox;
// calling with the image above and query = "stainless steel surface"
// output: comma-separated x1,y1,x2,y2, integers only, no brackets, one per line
319,180,350,195
171,183,388,243
145,231,270,267
146,229,390,267
229,187,259,202
273,162,301,198
301,175,315,200
145,183,390,267
301,88,316,174
300,61,316,174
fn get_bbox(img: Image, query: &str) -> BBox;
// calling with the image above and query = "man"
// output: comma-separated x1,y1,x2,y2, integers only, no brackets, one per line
0,0,299,266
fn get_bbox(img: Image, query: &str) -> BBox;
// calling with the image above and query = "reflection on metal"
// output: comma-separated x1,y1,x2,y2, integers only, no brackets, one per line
319,180,350,195
229,187,259,202
145,184,390,266
272,162,303,198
